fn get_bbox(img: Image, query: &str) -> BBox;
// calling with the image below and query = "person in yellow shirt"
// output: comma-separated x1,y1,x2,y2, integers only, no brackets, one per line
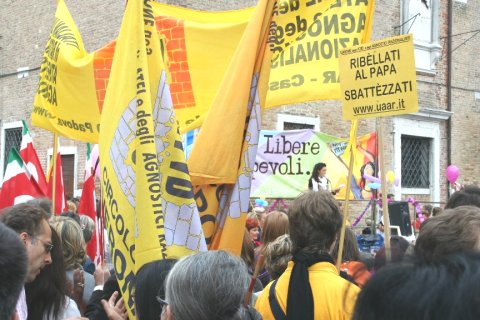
255,191,360,320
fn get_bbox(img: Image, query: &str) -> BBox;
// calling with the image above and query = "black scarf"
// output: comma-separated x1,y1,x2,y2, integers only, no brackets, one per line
286,251,334,320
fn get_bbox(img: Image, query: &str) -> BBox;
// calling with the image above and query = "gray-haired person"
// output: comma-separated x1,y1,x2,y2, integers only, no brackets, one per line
161,250,261,320
0,222,28,320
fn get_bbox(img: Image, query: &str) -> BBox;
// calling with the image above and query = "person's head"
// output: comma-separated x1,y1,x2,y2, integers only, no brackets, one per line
25,227,68,320
261,211,289,245
0,223,28,320
66,200,77,213
79,215,94,243
313,162,327,179
264,234,292,281
26,198,53,219
374,236,410,272
288,191,342,254
1,203,52,282
164,250,250,320
445,185,480,209
253,207,267,228
245,216,260,242
360,162,376,189
421,204,433,218
331,228,360,263
415,206,480,262
60,211,81,226
50,216,86,270
353,252,480,320
241,228,255,269
135,259,177,320
432,206,443,217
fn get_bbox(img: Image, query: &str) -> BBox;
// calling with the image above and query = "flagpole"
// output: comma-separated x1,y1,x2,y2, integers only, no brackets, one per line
336,120,358,271
51,133,58,216
378,118,391,262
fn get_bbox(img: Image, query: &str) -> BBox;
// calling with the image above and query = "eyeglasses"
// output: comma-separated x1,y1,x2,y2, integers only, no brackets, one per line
33,237,54,254
156,296,168,319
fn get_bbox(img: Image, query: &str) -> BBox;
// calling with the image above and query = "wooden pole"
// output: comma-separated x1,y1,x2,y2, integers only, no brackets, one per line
245,254,265,306
378,118,391,262
51,133,58,216
336,120,358,271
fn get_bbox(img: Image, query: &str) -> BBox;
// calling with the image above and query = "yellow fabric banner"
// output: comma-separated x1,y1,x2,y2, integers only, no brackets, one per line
187,0,274,185
32,1,252,142
188,0,275,255
99,0,206,318
32,0,99,143
152,4,253,131
265,0,376,108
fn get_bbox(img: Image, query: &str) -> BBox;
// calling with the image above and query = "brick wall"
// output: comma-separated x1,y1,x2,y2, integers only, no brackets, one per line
1,0,477,208
450,0,480,187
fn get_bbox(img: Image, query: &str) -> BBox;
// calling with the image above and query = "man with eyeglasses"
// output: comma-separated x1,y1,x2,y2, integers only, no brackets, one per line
1,203,53,320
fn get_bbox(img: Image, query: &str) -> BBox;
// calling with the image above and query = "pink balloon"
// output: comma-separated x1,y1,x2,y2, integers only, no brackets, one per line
445,165,460,184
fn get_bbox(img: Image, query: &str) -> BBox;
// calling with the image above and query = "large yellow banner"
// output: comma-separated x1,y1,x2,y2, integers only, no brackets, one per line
99,0,206,318
265,0,376,107
32,0,99,143
339,34,419,119
33,1,252,142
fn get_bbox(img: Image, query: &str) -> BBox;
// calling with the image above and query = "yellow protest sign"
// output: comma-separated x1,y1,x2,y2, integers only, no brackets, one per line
339,34,419,120
265,0,375,108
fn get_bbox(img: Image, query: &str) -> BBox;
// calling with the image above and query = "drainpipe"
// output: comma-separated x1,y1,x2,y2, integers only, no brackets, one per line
447,0,453,197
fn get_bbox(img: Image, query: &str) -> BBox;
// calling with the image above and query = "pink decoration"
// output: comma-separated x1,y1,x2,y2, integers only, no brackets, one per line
363,174,381,184
445,165,460,184
407,197,424,223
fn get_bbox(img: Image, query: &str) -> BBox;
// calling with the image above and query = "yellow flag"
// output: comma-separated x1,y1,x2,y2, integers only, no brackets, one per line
265,0,376,107
32,0,99,143
152,4,253,131
187,0,275,185
33,2,252,143
99,0,206,318
188,0,275,255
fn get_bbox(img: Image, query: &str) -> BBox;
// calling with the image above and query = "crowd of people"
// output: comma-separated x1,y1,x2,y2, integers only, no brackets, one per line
1,186,480,320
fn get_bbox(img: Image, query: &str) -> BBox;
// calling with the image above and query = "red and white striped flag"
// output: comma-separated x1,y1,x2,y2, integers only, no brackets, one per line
20,120,48,195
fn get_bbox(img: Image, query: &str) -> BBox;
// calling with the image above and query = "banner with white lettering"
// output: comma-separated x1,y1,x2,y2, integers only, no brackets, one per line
251,130,377,199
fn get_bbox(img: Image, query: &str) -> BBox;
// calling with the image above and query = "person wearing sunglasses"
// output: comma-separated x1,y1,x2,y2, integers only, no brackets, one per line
1,203,53,320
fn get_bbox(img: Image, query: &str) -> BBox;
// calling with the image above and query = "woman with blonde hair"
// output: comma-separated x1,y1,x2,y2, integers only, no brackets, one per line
50,216,95,308
264,234,293,281
256,211,290,286
260,211,289,246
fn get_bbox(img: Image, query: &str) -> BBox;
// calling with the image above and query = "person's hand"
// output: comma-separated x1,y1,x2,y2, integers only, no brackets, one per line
94,261,111,286
101,291,128,320
72,268,85,299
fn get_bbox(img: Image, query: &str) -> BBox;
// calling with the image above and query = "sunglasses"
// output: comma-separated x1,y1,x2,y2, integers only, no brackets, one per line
33,237,54,254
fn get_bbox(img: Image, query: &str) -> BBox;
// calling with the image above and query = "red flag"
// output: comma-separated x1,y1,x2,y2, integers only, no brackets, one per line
47,153,67,214
78,174,99,261
0,148,45,209
20,120,48,194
